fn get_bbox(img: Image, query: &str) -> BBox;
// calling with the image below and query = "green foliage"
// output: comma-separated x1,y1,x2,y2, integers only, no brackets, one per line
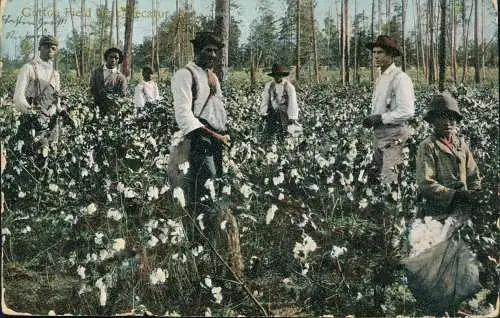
1,79,498,316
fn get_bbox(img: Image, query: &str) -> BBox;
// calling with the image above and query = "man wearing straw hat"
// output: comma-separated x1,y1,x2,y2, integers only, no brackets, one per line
259,63,299,140
363,35,415,186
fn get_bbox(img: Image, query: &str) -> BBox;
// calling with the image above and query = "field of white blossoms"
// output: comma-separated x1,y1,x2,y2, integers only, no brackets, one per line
0,76,498,316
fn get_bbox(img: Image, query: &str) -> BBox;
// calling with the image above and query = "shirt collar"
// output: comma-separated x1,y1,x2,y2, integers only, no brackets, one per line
103,65,118,73
381,63,397,76
33,56,53,68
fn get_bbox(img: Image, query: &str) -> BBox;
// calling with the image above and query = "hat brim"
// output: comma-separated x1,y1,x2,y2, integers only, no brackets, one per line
267,71,290,77
423,110,463,123
366,43,401,57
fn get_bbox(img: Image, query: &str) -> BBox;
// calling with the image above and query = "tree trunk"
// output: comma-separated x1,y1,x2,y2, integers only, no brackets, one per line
99,0,107,67
109,0,115,47
296,0,300,82
371,0,375,83
451,0,457,83
387,0,391,34
378,0,382,34
0,0,7,76
69,0,81,77
428,0,435,84
481,0,485,80
414,0,420,83
353,1,358,83
122,0,135,78
461,1,473,83
310,0,319,83
81,0,85,76
53,0,57,69
215,0,229,84
340,0,345,85
155,0,160,80
116,0,120,47
34,0,39,56
474,0,480,83
345,0,349,84
401,0,407,71
438,0,446,91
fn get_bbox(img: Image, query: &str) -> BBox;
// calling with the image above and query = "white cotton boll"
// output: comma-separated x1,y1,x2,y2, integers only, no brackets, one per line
204,307,212,317
147,186,159,201
116,182,125,192
99,249,110,261
48,310,56,315
301,263,310,275
81,168,89,177
106,208,123,221
95,278,107,306
240,184,252,198
94,232,104,245
147,235,159,247
42,146,49,157
77,266,86,279
16,140,24,152
192,245,204,257
21,225,32,234
150,268,168,285
112,238,125,251
178,161,190,174
211,286,223,304
272,172,284,186
173,187,185,208
309,184,319,191
266,205,278,225
358,198,369,209
222,185,231,195
123,187,137,198
18,191,26,198
278,193,285,200
48,183,59,192
203,276,213,288
220,220,227,231
330,245,347,259
282,278,292,284
197,213,205,230
86,203,97,216
160,185,170,195
204,179,216,200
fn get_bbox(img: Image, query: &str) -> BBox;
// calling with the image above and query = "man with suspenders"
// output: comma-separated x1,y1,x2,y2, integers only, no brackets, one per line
363,35,415,186
259,63,299,140
171,31,229,206
13,35,66,157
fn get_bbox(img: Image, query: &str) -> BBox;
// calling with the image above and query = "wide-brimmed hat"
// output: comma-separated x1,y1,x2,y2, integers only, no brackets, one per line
190,31,224,50
366,35,401,57
423,92,463,123
104,47,124,64
267,64,290,77
39,35,58,47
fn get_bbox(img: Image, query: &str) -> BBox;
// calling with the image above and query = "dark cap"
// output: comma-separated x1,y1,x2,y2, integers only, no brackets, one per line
366,35,401,57
267,64,290,77
190,31,224,51
39,35,58,47
104,47,124,64
424,92,463,122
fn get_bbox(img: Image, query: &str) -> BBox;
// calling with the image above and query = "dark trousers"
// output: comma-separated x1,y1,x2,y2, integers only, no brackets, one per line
264,107,288,140
185,129,223,208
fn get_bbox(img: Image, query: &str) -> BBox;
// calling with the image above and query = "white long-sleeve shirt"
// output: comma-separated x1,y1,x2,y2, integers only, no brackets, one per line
259,79,298,120
371,63,414,125
171,61,227,135
13,56,61,116
134,80,160,107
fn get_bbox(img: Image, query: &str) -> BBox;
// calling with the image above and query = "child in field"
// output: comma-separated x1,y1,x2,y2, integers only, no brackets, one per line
134,66,160,108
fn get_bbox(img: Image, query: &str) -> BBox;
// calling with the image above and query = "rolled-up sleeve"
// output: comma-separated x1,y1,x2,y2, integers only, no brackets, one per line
13,64,33,114
259,82,271,116
286,82,298,120
171,69,204,135
381,73,414,125
416,142,455,208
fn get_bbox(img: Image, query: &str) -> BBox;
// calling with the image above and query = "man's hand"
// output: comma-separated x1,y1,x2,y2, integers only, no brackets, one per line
362,114,383,128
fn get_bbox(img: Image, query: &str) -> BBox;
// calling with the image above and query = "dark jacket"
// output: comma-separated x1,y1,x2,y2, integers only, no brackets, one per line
90,66,128,113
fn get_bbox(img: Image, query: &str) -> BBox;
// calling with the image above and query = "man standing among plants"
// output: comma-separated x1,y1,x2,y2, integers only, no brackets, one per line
13,35,66,155
171,31,229,207
363,35,415,186
259,63,299,140
90,47,128,115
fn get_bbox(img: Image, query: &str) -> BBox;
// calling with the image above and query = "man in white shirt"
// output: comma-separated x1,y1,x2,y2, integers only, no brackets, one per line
171,31,229,206
134,66,160,108
90,47,128,115
363,35,415,186
13,35,65,154
259,64,298,140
